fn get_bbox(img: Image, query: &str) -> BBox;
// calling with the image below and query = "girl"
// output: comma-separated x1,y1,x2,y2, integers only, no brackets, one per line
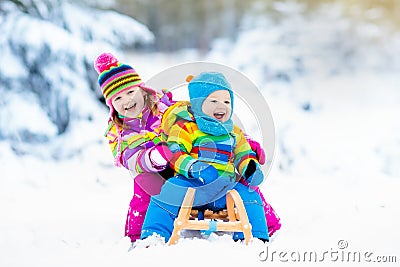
94,53,281,244
94,53,174,243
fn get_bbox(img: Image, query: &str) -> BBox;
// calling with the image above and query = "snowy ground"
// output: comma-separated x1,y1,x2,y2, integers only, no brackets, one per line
1,52,399,266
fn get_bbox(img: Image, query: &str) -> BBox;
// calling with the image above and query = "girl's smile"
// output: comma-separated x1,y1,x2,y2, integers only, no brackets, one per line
111,86,146,118
124,102,137,111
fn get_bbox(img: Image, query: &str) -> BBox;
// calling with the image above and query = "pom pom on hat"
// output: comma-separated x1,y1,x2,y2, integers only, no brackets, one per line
94,52,119,74
185,75,194,82
94,52,146,105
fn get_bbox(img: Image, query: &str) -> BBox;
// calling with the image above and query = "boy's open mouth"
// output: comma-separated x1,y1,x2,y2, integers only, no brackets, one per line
213,112,225,120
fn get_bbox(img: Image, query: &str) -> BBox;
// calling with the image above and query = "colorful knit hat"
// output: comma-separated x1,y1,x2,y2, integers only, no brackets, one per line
187,72,234,135
94,52,156,112
188,72,234,111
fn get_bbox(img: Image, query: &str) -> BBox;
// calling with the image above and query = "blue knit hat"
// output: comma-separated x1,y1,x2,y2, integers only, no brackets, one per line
187,72,234,135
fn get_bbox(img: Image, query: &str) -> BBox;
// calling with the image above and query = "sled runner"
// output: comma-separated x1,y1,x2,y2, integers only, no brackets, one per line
168,187,253,245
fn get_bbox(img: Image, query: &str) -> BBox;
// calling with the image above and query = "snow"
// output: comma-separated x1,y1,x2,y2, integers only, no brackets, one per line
0,92,58,141
62,3,154,47
1,1,400,266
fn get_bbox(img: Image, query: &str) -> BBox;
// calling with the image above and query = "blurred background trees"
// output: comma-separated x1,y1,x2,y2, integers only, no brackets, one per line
6,0,400,52
109,0,400,52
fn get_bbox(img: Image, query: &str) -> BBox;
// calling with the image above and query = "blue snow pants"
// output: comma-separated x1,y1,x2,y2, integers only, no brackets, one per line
140,175,269,242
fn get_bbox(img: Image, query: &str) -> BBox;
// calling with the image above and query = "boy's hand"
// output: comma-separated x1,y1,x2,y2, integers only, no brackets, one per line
189,161,218,184
244,159,264,187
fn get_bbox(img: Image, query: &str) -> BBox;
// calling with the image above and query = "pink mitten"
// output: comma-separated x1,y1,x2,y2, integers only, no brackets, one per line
149,142,173,169
245,136,266,165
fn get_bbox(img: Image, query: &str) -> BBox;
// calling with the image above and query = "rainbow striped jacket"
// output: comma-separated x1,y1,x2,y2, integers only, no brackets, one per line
162,101,259,181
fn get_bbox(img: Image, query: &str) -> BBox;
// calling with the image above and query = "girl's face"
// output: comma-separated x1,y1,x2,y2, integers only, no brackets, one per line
201,90,232,123
111,86,146,118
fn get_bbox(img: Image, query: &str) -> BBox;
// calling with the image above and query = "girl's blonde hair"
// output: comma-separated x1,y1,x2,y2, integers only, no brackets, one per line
111,88,159,129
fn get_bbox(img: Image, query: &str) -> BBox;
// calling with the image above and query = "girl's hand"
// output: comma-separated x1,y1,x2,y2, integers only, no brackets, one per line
149,142,173,169
245,136,266,165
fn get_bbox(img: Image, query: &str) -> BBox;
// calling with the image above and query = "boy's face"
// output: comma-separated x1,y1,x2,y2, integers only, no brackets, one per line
111,86,146,118
201,90,232,123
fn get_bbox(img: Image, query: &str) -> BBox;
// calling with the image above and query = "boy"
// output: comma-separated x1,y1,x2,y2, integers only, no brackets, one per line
139,72,269,244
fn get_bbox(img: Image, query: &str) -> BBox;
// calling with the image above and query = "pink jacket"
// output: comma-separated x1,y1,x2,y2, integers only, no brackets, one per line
104,91,173,172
